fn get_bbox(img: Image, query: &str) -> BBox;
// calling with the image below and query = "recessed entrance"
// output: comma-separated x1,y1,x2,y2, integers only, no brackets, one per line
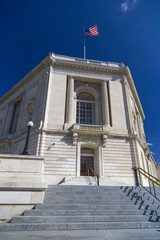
80,148,94,176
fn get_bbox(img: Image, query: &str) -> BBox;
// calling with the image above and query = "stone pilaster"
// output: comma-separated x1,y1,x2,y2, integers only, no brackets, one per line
101,81,110,126
65,76,74,127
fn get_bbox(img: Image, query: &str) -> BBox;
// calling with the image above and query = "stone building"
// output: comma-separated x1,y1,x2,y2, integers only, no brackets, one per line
0,53,157,188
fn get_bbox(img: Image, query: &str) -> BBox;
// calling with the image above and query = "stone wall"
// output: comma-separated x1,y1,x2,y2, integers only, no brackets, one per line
103,137,135,185
0,154,47,220
43,133,77,184
109,80,127,130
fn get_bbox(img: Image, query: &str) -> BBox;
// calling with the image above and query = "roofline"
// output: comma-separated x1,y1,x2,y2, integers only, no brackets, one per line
123,66,145,120
0,53,145,120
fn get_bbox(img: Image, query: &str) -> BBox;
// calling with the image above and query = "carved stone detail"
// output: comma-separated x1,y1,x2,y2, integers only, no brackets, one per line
72,132,78,146
26,100,35,114
102,134,108,148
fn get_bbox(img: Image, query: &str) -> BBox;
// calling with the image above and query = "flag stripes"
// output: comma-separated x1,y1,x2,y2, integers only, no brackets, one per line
89,25,99,36
85,25,99,36
84,25,99,59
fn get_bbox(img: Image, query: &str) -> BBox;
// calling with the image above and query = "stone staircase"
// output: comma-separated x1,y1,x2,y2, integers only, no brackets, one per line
0,185,160,231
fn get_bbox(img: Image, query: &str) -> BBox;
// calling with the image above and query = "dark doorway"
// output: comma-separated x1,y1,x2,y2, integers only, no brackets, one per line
80,156,94,176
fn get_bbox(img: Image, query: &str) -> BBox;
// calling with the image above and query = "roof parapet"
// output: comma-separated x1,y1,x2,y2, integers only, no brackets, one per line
51,53,125,69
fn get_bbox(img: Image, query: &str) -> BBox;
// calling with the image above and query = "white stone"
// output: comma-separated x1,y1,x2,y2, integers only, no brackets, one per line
0,53,158,220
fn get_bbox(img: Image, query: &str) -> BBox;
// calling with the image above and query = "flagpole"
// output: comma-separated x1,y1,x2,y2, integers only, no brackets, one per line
84,27,86,59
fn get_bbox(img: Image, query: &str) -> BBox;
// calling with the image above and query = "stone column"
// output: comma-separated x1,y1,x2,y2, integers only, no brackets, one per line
76,142,81,176
101,81,110,126
66,76,74,124
98,146,103,177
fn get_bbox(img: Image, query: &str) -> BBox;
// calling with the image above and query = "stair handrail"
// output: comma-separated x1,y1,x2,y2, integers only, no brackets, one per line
90,168,99,186
133,167,160,186
133,167,160,201
135,167,160,184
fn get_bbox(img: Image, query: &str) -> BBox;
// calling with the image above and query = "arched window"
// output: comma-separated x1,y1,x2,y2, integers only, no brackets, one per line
76,92,95,124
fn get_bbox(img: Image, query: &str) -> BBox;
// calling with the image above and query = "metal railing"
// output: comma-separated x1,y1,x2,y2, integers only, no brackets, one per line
88,168,99,186
133,167,160,201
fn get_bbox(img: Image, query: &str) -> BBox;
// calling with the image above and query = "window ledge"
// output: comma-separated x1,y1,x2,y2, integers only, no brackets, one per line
72,124,103,132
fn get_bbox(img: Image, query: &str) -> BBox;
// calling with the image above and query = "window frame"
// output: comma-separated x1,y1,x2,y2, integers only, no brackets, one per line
76,92,95,125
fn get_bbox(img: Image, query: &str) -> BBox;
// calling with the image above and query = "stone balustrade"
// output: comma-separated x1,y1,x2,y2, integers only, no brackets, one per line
72,124,103,132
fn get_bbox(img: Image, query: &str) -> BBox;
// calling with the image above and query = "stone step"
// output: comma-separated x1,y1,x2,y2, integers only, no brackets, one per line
121,189,160,203
45,191,127,196
121,187,160,195
47,185,122,190
11,215,149,224
126,190,160,200
62,183,97,186
127,194,159,202
46,187,123,192
46,188,123,194
44,194,157,201
24,209,160,216
0,221,160,231
43,198,155,205
1,185,160,233
35,203,143,211
44,195,132,201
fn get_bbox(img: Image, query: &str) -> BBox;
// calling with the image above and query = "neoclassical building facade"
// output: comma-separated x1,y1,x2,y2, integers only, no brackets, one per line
0,53,158,186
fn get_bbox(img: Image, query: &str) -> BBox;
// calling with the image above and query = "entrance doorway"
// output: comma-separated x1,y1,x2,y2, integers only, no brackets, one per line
81,156,94,176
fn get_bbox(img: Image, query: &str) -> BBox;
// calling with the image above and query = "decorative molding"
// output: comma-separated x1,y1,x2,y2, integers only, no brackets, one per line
26,100,35,114
72,132,78,146
102,134,108,148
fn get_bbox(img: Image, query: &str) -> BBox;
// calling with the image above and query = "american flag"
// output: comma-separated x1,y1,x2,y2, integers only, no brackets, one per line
85,25,99,36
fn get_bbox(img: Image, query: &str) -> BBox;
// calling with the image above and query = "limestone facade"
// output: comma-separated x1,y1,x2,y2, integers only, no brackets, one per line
0,53,158,187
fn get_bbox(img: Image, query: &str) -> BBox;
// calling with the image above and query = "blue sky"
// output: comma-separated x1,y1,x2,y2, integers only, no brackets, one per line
0,0,160,162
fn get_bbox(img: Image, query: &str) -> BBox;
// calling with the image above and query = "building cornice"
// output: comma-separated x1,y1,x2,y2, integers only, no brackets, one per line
50,53,124,74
